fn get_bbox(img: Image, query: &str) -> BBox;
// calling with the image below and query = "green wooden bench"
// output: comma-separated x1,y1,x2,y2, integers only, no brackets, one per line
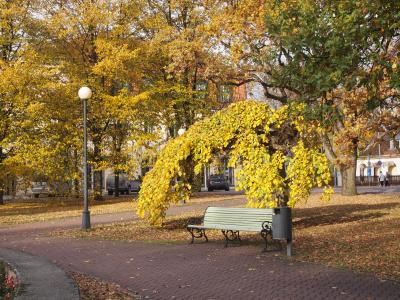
187,207,275,250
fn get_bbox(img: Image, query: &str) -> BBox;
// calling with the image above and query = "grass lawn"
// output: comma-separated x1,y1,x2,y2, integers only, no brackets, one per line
52,192,400,281
0,192,243,226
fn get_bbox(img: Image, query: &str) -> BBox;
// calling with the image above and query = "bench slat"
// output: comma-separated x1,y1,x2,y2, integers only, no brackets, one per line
188,224,264,232
206,207,274,211
204,219,271,223
187,206,274,233
205,213,273,218
204,216,272,221
204,218,272,224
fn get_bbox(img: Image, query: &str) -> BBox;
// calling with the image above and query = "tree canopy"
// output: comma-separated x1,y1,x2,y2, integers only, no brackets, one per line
1,0,399,203
206,0,400,195
137,101,332,225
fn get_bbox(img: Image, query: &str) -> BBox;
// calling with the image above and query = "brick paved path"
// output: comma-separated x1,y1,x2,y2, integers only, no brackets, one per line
3,238,400,299
1,196,400,299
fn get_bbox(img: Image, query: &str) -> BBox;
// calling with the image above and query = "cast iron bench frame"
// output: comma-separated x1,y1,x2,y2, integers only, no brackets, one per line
187,206,274,250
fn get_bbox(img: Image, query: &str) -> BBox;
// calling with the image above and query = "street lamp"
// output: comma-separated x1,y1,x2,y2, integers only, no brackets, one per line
79,86,92,230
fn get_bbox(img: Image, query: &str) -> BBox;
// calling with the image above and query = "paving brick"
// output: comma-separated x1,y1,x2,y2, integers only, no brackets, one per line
1,238,399,300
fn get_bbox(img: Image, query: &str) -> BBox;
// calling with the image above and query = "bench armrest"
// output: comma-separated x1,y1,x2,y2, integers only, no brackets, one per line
262,221,272,233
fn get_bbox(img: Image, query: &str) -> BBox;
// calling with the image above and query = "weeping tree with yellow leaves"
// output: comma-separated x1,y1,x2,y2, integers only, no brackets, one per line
137,101,332,225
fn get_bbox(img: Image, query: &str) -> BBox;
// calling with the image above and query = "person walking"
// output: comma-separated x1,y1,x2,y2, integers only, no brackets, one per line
379,171,386,187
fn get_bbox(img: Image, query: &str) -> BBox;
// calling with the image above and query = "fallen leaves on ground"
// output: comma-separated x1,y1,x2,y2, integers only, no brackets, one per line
0,198,136,225
54,192,400,281
0,193,243,226
52,210,225,243
293,192,400,281
70,271,138,300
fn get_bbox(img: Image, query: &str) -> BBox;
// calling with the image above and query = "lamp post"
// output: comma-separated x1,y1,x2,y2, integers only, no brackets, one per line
178,128,186,204
79,86,92,230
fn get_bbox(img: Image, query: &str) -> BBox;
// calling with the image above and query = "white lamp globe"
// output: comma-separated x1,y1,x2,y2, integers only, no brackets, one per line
178,128,186,136
78,87,92,100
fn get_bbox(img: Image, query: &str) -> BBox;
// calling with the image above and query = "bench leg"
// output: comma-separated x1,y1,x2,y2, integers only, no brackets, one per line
221,230,240,248
187,228,208,244
260,230,270,252
261,221,272,252
287,239,292,257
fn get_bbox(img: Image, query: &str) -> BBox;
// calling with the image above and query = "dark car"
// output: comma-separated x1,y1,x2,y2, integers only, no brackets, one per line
128,179,141,193
106,174,142,195
106,174,130,195
207,174,230,191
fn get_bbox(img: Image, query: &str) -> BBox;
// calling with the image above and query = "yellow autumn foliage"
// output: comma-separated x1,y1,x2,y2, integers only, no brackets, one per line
137,101,332,225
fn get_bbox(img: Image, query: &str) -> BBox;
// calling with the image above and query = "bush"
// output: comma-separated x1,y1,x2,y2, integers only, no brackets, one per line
0,260,18,299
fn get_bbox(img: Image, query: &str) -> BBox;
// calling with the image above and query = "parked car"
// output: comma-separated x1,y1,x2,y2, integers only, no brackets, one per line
128,179,141,193
207,174,230,191
106,174,129,195
31,182,51,198
106,174,141,195
31,181,70,198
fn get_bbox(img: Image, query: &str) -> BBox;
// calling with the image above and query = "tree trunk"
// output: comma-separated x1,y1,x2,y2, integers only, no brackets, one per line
278,166,289,207
92,143,104,201
0,146,4,204
192,172,203,192
341,159,357,196
73,149,80,197
322,134,358,196
93,170,103,201
73,178,80,198
114,174,120,197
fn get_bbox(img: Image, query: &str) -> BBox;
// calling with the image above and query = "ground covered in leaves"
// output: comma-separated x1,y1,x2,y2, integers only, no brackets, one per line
52,210,223,244
0,192,241,225
293,192,400,280
0,197,136,225
70,271,138,300
53,192,400,281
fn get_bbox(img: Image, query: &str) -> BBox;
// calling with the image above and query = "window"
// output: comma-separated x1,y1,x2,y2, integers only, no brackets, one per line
218,84,233,103
195,81,208,100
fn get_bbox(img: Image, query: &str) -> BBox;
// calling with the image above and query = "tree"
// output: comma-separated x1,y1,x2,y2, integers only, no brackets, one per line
137,101,332,225
2,0,241,201
0,0,45,202
208,0,400,195
264,0,400,195
130,0,249,190
39,0,145,199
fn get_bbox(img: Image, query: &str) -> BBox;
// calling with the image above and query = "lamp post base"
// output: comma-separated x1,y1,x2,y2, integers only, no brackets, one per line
81,211,91,230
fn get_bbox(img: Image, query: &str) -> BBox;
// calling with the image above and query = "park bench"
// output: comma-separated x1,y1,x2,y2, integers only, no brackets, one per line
187,207,276,250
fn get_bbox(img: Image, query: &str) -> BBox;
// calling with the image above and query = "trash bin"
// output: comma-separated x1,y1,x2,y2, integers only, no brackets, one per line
272,207,292,240
272,207,293,256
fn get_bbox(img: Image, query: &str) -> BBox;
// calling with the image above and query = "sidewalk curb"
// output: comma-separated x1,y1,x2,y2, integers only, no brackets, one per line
0,248,79,300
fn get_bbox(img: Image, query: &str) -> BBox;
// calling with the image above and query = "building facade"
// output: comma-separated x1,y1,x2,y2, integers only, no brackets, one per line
356,136,400,186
